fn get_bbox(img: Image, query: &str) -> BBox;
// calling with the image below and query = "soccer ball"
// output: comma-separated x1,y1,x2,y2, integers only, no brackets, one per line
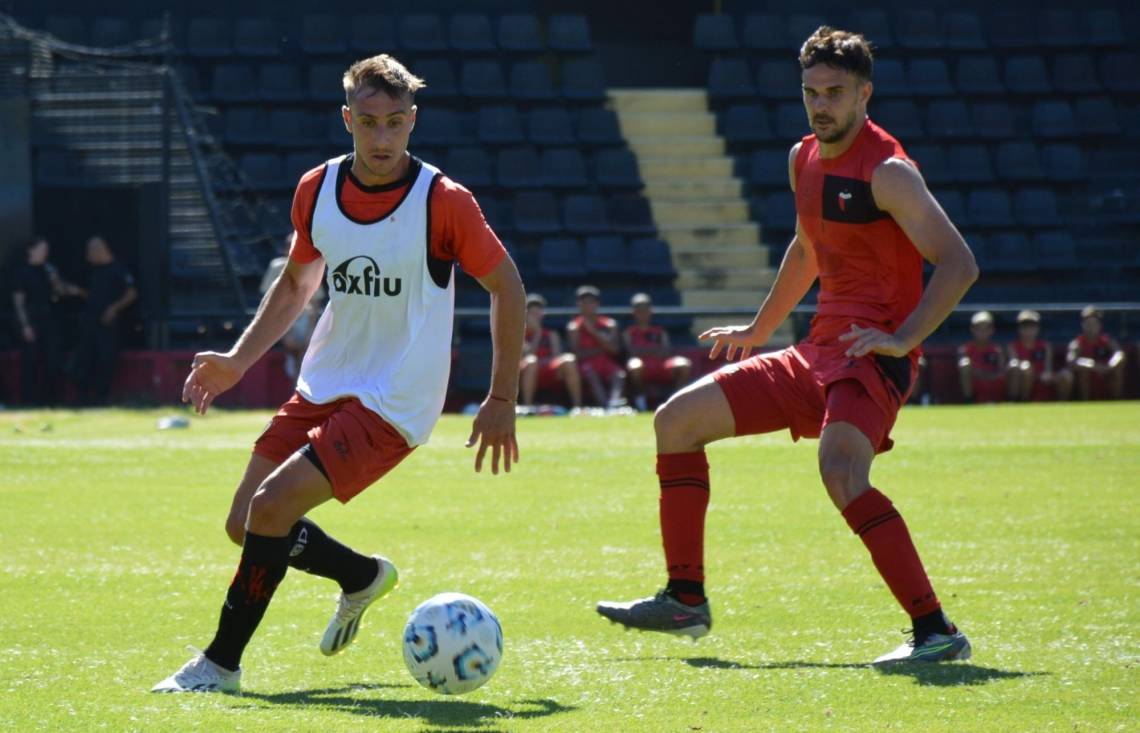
402,592,503,695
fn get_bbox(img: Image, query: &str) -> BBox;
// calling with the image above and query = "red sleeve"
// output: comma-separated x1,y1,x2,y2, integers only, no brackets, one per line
429,176,507,278
288,164,327,264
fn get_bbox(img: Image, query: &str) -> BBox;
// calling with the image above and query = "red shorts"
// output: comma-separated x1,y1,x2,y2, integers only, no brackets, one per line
970,376,1006,403
637,355,689,383
534,354,573,391
579,354,623,381
253,391,414,503
713,341,914,453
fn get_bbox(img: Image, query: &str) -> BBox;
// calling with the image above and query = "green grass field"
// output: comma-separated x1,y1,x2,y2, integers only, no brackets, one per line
1,403,1137,732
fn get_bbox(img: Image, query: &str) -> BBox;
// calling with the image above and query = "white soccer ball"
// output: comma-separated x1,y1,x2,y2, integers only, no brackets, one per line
402,592,503,695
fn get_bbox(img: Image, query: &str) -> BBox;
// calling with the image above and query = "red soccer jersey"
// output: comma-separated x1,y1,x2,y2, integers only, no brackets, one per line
963,341,1004,375
570,315,617,358
1075,333,1114,363
525,325,556,359
794,119,925,354
625,324,667,353
1011,339,1050,374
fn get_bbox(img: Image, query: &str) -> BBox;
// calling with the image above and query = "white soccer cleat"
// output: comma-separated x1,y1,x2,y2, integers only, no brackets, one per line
320,555,398,656
151,652,241,693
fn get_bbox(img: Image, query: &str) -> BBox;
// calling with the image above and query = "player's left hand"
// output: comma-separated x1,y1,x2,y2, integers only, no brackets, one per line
839,324,911,358
466,398,519,475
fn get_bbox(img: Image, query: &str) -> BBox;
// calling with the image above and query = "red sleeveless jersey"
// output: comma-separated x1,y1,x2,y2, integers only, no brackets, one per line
571,315,617,358
1011,339,1049,374
525,325,555,359
794,119,925,354
626,324,666,351
963,341,1004,375
1076,333,1113,362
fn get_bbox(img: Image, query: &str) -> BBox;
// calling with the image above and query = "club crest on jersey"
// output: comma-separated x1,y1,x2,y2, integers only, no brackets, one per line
838,190,852,212
331,255,402,297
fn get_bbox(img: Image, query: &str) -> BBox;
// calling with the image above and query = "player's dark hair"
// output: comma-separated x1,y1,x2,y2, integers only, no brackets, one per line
343,54,426,105
799,26,874,81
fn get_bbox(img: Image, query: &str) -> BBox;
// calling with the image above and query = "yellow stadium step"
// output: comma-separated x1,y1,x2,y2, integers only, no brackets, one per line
650,199,751,225
626,135,725,157
617,111,718,138
637,155,735,180
674,267,776,291
608,88,709,113
643,178,743,200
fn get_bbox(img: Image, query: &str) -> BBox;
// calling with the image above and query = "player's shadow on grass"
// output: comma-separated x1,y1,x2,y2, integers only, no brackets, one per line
683,656,1047,686
238,684,574,727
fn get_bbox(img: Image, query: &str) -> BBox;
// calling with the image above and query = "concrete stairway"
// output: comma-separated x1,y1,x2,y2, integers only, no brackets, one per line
609,89,793,344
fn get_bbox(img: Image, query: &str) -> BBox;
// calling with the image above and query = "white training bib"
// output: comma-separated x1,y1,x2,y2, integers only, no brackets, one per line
297,155,455,446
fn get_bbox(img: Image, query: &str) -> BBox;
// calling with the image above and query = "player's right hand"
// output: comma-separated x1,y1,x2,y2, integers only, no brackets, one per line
700,324,768,362
182,351,244,415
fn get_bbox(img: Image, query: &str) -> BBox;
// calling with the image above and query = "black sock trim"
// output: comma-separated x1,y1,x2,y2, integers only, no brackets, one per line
659,477,710,491
855,510,901,536
665,579,706,599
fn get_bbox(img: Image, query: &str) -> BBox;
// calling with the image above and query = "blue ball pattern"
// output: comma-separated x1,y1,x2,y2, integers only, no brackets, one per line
402,592,503,695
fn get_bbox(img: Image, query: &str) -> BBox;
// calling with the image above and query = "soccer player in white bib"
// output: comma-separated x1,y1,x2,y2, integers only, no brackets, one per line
153,55,525,693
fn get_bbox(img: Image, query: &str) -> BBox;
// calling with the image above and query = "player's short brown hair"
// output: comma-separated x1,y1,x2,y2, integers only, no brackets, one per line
342,54,426,105
799,26,874,81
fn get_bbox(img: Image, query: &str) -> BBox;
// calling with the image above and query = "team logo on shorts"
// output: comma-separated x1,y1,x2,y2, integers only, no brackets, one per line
331,255,402,297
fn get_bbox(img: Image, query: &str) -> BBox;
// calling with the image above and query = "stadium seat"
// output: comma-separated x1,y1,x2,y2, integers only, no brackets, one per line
584,236,631,276
283,150,322,186
1083,9,1124,47
401,15,446,52
749,149,789,187
896,9,942,49
90,17,132,47
513,191,561,234
575,108,622,145
1037,9,1084,48
755,60,802,100
412,59,458,100
741,13,786,51
542,148,589,189
1041,144,1086,182
1005,56,1052,95
307,63,348,103
721,103,774,143
1033,230,1077,268
970,101,1017,139
762,191,796,233
786,15,825,48
45,15,87,45
942,12,986,50
629,238,676,278
907,144,951,185
259,64,305,102
955,56,1004,95
932,189,968,227
1032,101,1077,139
848,10,893,49
708,58,755,100
300,15,346,55
269,109,316,147
988,11,1037,49
1053,55,1101,94
349,14,396,55
186,17,230,57
908,59,954,97
925,99,973,140
415,109,465,146
872,60,909,97
693,14,739,51
497,146,543,189
593,148,642,189
460,60,508,99
564,194,610,234
210,63,255,102
995,142,1044,182
225,108,267,145
548,14,592,52
986,232,1029,272
949,144,995,183
477,105,524,144
138,17,167,43
527,107,575,146
1014,188,1063,228
538,237,587,279
1099,53,1140,93
607,195,655,234
874,100,923,140
445,147,495,189
561,58,606,101
240,153,285,190
509,61,557,101
498,14,543,53
449,13,496,52
1074,97,1121,137
967,188,1014,228
233,18,279,56
774,103,808,139
479,196,512,234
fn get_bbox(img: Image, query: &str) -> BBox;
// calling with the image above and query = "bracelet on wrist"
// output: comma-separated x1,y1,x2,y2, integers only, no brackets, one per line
487,393,516,404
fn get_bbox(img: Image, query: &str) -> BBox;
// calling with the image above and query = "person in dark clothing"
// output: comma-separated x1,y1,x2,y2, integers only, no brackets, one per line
69,236,137,405
11,237,83,406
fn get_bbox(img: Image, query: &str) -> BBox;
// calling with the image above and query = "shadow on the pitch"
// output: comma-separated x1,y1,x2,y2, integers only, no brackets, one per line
237,685,574,727
684,656,868,671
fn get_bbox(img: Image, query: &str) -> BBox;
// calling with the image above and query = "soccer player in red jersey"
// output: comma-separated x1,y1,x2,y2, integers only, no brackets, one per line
1067,305,1125,400
154,55,525,693
598,27,978,664
623,292,692,412
519,292,583,409
1008,309,1072,401
957,310,1009,403
567,284,626,407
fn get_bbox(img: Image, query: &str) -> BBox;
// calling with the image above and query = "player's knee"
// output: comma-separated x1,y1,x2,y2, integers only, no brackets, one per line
224,514,246,546
654,394,696,444
818,447,859,496
247,486,289,531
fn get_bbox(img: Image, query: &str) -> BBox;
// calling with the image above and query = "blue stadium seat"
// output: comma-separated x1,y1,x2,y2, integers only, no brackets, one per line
943,12,986,50
445,147,494,189
932,190,968,227
527,107,575,145
908,59,954,97
561,58,606,101
607,195,655,235
786,15,826,48
538,237,587,279
1074,97,1121,137
479,196,512,234
708,58,755,100
575,108,622,145
325,112,349,145
584,236,631,276
514,191,561,234
872,59,910,97
186,17,230,57
307,63,347,103
240,153,285,190
542,148,589,189
401,15,447,52
1033,231,1077,268
90,17,132,47
763,191,797,234
995,142,1044,182
449,14,496,52
211,64,256,102
509,61,557,101
259,64,305,102
564,194,610,234
477,105,524,144
848,10,893,49
896,9,942,49
722,103,774,142
415,109,465,146
874,100,924,140
412,59,458,100
985,232,1029,272
1005,56,1052,94
283,150,322,186
988,11,1037,49
1037,9,1084,48
955,56,1004,95
138,17,167,43
967,188,1014,228
1032,101,1077,139
548,14,592,52
349,14,396,55
741,13,785,51
755,60,801,100
949,144,995,183
774,103,808,139
1053,54,1101,94
225,108,267,145
925,99,973,139
269,109,316,147
907,144,952,185
1083,9,1124,47
1041,144,1086,182
497,146,542,189
300,15,346,55
46,15,87,44
1015,188,1063,227
970,101,1017,139
460,60,508,99
1100,53,1140,93
594,148,642,188
234,18,279,56
629,238,676,278
693,14,739,51
750,149,788,187
498,14,543,53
